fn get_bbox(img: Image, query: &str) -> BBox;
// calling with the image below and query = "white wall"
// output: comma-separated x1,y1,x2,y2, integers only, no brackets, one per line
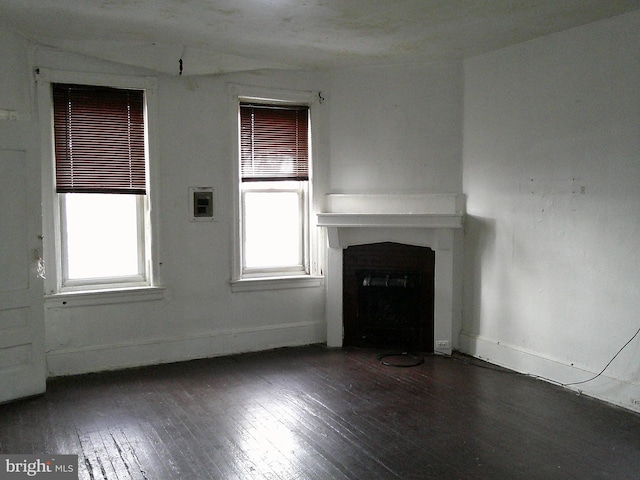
21,44,331,376
462,11,640,412
0,29,32,116
328,63,463,194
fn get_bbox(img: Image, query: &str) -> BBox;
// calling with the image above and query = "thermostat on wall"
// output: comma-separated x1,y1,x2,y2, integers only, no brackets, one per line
189,187,215,221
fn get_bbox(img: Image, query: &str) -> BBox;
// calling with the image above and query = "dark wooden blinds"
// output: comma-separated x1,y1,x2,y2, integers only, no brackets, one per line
240,103,309,182
53,83,146,194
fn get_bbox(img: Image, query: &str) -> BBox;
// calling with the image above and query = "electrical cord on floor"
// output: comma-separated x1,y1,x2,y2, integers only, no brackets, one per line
562,325,640,387
424,325,640,389
376,349,519,372
376,351,425,367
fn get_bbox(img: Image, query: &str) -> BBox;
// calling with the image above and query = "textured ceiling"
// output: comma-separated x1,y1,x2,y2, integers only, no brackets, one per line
1,0,639,75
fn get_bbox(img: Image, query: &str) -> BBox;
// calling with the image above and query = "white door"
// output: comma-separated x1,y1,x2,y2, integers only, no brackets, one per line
0,119,46,403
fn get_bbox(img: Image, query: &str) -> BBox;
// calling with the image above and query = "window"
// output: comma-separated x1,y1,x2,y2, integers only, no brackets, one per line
51,83,151,291
238,102,310,279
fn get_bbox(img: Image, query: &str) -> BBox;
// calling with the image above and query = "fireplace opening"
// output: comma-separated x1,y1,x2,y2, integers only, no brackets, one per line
343,242,434,352
357,271,421,349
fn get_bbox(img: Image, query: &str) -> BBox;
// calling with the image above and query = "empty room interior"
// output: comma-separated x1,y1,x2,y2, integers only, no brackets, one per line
1,1,640,478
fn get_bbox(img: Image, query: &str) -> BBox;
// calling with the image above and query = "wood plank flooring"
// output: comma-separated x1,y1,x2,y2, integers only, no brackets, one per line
1,345,639,479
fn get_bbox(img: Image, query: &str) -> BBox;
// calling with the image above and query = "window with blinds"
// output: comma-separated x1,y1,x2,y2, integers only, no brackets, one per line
49,82,151,290
240,103,309,182
52,83,146,194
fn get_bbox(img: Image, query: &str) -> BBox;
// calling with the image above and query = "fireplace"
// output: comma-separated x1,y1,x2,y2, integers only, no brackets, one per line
317,194,464,355
343,242,434,351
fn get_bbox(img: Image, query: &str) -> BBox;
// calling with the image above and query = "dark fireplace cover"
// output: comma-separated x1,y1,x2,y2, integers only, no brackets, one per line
357,271,422,350
343,242,434,352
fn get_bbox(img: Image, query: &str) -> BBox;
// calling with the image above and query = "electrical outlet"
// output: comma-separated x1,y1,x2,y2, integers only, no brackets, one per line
436,340,450,349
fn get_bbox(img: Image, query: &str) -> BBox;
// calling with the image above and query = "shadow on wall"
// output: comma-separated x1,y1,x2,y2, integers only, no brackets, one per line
462,215,497,339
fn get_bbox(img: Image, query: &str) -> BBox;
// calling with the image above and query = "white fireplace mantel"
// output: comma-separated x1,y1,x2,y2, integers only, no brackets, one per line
317,194,464,355
317,213,463,248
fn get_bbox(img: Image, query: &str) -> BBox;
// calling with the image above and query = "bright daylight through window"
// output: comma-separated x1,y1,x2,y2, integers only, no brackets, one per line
239,102,310,277
52,83,150,290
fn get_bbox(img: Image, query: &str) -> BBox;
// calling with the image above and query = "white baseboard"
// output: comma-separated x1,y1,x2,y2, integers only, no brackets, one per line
46,321,325,377
458,331,640,414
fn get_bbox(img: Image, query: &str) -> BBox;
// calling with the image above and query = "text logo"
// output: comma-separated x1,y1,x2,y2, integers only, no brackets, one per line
0,455,77,479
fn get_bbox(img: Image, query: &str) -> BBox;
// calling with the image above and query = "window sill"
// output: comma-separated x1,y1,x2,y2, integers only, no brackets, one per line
231,275,324,292
45,286,165,308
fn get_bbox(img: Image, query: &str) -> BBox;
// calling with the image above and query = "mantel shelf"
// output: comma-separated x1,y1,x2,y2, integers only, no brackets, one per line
317,213,464,229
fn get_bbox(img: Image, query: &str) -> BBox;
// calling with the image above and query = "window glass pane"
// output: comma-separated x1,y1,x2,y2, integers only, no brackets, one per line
244,191,301,269
63,193,141,279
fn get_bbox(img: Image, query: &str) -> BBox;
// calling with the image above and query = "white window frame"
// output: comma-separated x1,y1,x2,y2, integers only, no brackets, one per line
229,85,323,291
58,193,149,290
241,180,309,276
37,69,161,297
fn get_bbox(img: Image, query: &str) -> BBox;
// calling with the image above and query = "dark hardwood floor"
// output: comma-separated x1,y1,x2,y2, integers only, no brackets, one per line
1,345,639,479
